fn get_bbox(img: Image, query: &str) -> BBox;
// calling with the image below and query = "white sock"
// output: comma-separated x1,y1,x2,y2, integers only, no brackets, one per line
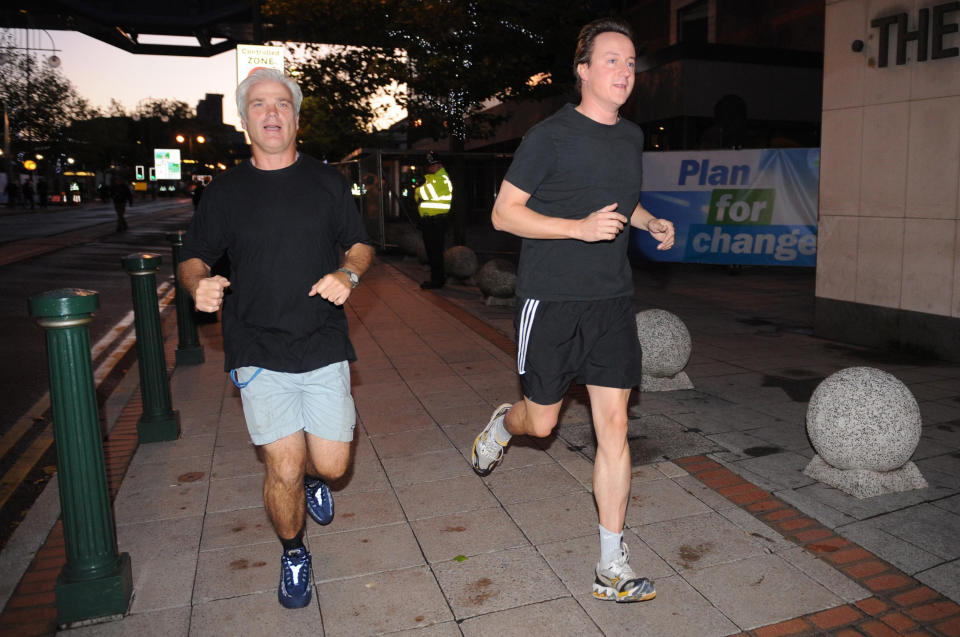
490,410,512,445
599,524,623,566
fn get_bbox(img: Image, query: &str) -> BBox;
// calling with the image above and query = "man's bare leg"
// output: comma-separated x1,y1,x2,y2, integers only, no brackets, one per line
586,385,632,533
472,397,561,474
504,398,563,438
304,434,351,481
261,431,308,540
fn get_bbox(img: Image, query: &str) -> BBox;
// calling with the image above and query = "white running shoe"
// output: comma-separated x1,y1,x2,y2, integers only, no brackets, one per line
592,542,656,603
471,403,512,475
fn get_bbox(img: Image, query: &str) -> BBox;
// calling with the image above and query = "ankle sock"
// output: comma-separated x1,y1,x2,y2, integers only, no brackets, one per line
599,524,623,565
280,530,305,555
490,410,512,445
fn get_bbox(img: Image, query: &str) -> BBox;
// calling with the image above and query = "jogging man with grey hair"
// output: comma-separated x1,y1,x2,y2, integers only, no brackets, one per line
180,67,374,609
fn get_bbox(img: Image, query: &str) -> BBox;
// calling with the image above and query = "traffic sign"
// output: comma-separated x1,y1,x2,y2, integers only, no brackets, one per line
236,44,284,84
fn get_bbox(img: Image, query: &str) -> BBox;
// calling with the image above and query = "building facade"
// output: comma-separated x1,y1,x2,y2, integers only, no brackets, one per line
816,0,960,360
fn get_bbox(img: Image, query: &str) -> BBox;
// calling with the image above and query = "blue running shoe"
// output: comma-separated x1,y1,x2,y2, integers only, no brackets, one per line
305,477,334,525
278,548,312,609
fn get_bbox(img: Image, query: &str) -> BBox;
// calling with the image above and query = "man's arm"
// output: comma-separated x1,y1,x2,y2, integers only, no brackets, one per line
629,202,676,251
308,242,375,306
491,180,628,242
178,257,231,313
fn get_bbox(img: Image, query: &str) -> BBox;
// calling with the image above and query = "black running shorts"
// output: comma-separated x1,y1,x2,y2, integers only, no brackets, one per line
514,295,643,405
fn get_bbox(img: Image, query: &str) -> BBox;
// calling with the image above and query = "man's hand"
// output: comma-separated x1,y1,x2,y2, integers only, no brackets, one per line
194,276,230,312
309,271,353,306
576,203,628,242
648,217,675,250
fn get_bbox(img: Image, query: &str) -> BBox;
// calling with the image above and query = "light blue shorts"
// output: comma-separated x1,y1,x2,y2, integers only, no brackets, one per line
232,362,356,446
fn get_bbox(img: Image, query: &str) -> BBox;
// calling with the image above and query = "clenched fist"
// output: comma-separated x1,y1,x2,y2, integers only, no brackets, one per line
193,275,230,313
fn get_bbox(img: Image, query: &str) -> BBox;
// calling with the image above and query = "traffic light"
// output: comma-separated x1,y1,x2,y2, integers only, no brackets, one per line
135,165,145,181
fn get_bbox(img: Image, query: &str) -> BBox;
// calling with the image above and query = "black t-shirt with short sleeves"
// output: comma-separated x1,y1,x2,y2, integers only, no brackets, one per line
505,103,644,301
181,154,370,373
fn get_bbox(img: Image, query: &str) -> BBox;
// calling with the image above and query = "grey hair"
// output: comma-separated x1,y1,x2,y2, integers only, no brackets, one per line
236,68,303,123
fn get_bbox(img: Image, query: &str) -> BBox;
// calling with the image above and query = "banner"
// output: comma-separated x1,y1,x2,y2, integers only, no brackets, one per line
631,148,820,266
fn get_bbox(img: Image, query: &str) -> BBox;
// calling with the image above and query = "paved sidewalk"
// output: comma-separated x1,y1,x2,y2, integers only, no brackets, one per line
1,257,959,636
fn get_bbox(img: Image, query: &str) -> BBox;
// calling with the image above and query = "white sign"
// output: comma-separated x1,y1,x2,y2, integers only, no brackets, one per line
236,45,285,84
154,148,182,180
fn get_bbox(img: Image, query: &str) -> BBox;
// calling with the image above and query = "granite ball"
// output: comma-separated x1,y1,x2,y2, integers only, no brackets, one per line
635,309,691,377
476,259,517,298
444,245,479,278
806,367,921,472
394,225,422,257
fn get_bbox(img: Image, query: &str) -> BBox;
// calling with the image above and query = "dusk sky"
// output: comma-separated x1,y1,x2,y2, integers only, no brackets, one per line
41,29,244,131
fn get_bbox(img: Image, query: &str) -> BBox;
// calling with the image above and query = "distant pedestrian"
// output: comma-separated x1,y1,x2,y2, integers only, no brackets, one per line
22,179,35,210
191,180,206,210
37,179,48,208
110,177,133,232
4,180,19,208
98,183,109,203
415,151,453,289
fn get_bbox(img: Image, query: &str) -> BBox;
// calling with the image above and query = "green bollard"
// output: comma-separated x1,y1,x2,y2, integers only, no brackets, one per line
122,253,180,443
166,231,204,366
28,289,133,626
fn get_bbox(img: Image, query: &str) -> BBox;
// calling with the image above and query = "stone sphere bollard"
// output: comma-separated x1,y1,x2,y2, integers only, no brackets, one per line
635,309,693,391
444,245,479,279
395,226,422,257
803,366,927,498
476,258,517,306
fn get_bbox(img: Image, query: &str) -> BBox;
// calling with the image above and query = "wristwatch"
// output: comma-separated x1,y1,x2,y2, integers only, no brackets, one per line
337,267,360,288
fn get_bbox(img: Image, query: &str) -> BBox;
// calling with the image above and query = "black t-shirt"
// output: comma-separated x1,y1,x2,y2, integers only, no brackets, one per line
181,154,370,373
505,103,644,301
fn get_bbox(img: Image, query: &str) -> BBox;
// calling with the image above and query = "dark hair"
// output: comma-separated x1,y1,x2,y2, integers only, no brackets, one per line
573,18,635,91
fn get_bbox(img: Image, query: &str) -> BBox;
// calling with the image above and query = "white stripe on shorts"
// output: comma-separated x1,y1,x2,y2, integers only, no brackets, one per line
516,298,540,375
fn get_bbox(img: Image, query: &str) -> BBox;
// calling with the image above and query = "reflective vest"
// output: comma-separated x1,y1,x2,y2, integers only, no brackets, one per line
416,167,453,217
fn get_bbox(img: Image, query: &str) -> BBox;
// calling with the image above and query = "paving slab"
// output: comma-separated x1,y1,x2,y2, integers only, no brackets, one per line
504,491,599,545
306,488,406,537
625,475,712,527
113,479,209,526
369,427,457,460
58,606,191,637
432,546,567,620
779,546,871,603
199,507,276,551
190,589,323,636
576,574,739,637
835,523,943,575
916,560,960,605
394,473,499,521
682,553,843,630
129,434,217,465
315,566,453,637
206,473,264,513
633,511,768,572
410,507,528,563
381,448,476,486
193,541,279,603
311,522,424,581
459,597,603,637
728,451,818,491
483,462,585,504
854,503,960,560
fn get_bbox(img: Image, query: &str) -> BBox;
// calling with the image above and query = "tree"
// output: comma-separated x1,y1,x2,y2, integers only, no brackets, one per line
263,0,616,151
133,98,194,122
0,31,95,162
